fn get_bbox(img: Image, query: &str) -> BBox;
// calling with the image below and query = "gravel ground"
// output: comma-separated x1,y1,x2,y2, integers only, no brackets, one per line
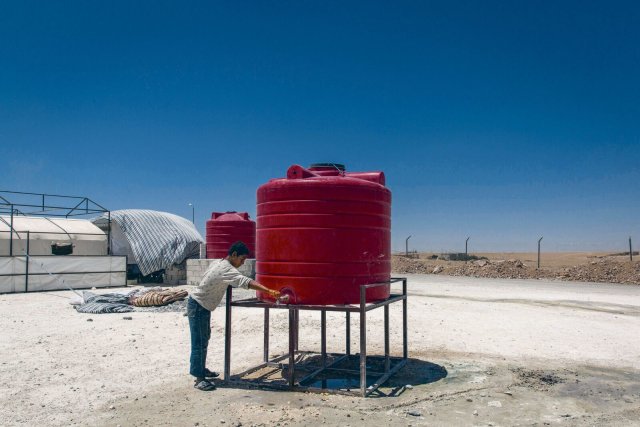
1,276,639,426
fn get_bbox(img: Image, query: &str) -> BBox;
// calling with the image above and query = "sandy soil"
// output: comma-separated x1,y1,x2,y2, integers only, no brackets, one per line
1,276,640,426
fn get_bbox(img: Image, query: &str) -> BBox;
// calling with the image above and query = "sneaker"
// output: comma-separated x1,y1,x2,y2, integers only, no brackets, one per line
194,379,216,391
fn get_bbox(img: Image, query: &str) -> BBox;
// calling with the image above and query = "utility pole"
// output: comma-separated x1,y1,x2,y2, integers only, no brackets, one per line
537,236,543,269
405,235,412,257
465,236,470,256
630,237,633,262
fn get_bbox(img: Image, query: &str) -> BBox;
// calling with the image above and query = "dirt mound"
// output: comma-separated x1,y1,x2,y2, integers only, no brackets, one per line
447,259,548,280
391,255,640,285
556,259,640,284
391,255,434,274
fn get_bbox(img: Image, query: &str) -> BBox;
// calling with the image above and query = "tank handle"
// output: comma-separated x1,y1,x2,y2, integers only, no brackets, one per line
286,165,320,179
345,171,386,186
211,211,250,220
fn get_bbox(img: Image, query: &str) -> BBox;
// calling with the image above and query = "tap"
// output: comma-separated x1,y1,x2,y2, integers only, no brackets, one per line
275,294,290,305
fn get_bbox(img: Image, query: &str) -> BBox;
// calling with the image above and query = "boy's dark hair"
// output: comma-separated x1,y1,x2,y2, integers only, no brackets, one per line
228,241,250,256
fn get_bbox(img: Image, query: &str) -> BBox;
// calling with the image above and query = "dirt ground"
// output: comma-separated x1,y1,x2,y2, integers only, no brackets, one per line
392,252,640,285
1,274,640,426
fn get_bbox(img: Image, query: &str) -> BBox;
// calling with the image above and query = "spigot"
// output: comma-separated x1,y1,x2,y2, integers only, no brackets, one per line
275,294,290,305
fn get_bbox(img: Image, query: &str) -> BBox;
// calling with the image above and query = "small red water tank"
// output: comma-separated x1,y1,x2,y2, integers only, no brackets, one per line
256,163,391,305
205,212,256,258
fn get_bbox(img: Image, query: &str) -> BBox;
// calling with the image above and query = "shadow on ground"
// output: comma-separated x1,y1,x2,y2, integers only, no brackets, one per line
219,354,447,397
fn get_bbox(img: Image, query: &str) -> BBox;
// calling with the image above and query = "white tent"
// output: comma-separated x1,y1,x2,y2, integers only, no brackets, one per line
0,216,124,293
0,215,107,256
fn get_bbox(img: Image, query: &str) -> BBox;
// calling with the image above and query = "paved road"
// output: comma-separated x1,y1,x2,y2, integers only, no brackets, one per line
397,274,640,369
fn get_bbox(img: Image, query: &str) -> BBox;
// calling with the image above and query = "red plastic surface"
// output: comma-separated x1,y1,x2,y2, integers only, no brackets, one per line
256,164,391,305
205,212,256,258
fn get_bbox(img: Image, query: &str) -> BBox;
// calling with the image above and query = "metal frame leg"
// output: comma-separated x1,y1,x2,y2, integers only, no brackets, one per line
9,206,13,257
359,286,367,396
403,278,408,360
288,308,296,387
345,311,350,356
224,286,233,381
25,231,30,292
321,310,327,367
264,307,270,363
294,309,300,351
384,304,390,372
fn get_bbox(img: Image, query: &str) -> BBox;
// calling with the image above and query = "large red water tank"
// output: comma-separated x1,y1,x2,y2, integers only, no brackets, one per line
256,163,391,305
205,212,256,258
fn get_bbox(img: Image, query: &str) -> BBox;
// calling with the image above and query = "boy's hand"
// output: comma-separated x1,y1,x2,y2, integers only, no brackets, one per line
266,289,281,299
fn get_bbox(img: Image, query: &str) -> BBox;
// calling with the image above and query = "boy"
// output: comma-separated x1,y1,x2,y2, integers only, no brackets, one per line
188,241,280,391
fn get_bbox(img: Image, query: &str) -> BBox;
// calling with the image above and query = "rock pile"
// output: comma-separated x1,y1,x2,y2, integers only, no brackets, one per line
391,255,640,285
556,259,640,284
447,259,547,280
391,255,434,274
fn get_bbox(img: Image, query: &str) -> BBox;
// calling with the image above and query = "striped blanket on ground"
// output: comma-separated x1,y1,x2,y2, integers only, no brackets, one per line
74,292,134,314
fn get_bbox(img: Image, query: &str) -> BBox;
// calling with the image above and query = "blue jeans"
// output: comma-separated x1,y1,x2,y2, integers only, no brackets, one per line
187,297,211,379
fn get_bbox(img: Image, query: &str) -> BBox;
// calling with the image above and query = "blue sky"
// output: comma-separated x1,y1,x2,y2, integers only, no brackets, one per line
1,1,638,252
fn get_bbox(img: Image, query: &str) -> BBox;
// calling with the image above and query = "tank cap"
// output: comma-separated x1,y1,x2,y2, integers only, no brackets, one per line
309,163,346,171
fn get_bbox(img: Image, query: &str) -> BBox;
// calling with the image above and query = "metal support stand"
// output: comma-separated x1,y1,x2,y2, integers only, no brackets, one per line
223,278,408,397
263,307,270,363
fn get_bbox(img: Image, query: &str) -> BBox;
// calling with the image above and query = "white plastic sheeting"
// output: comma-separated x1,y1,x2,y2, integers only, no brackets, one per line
93,210,203,276
0,256,126,293
0,215,107,256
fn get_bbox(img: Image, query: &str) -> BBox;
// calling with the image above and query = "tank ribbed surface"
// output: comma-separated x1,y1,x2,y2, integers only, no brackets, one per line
205,212,256,258
256,164,391,305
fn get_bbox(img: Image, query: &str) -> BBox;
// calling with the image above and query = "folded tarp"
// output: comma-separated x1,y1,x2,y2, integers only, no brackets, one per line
74,291,134,314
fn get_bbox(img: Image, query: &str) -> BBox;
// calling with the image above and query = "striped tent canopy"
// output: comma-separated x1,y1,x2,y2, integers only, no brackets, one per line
93,209,203,276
